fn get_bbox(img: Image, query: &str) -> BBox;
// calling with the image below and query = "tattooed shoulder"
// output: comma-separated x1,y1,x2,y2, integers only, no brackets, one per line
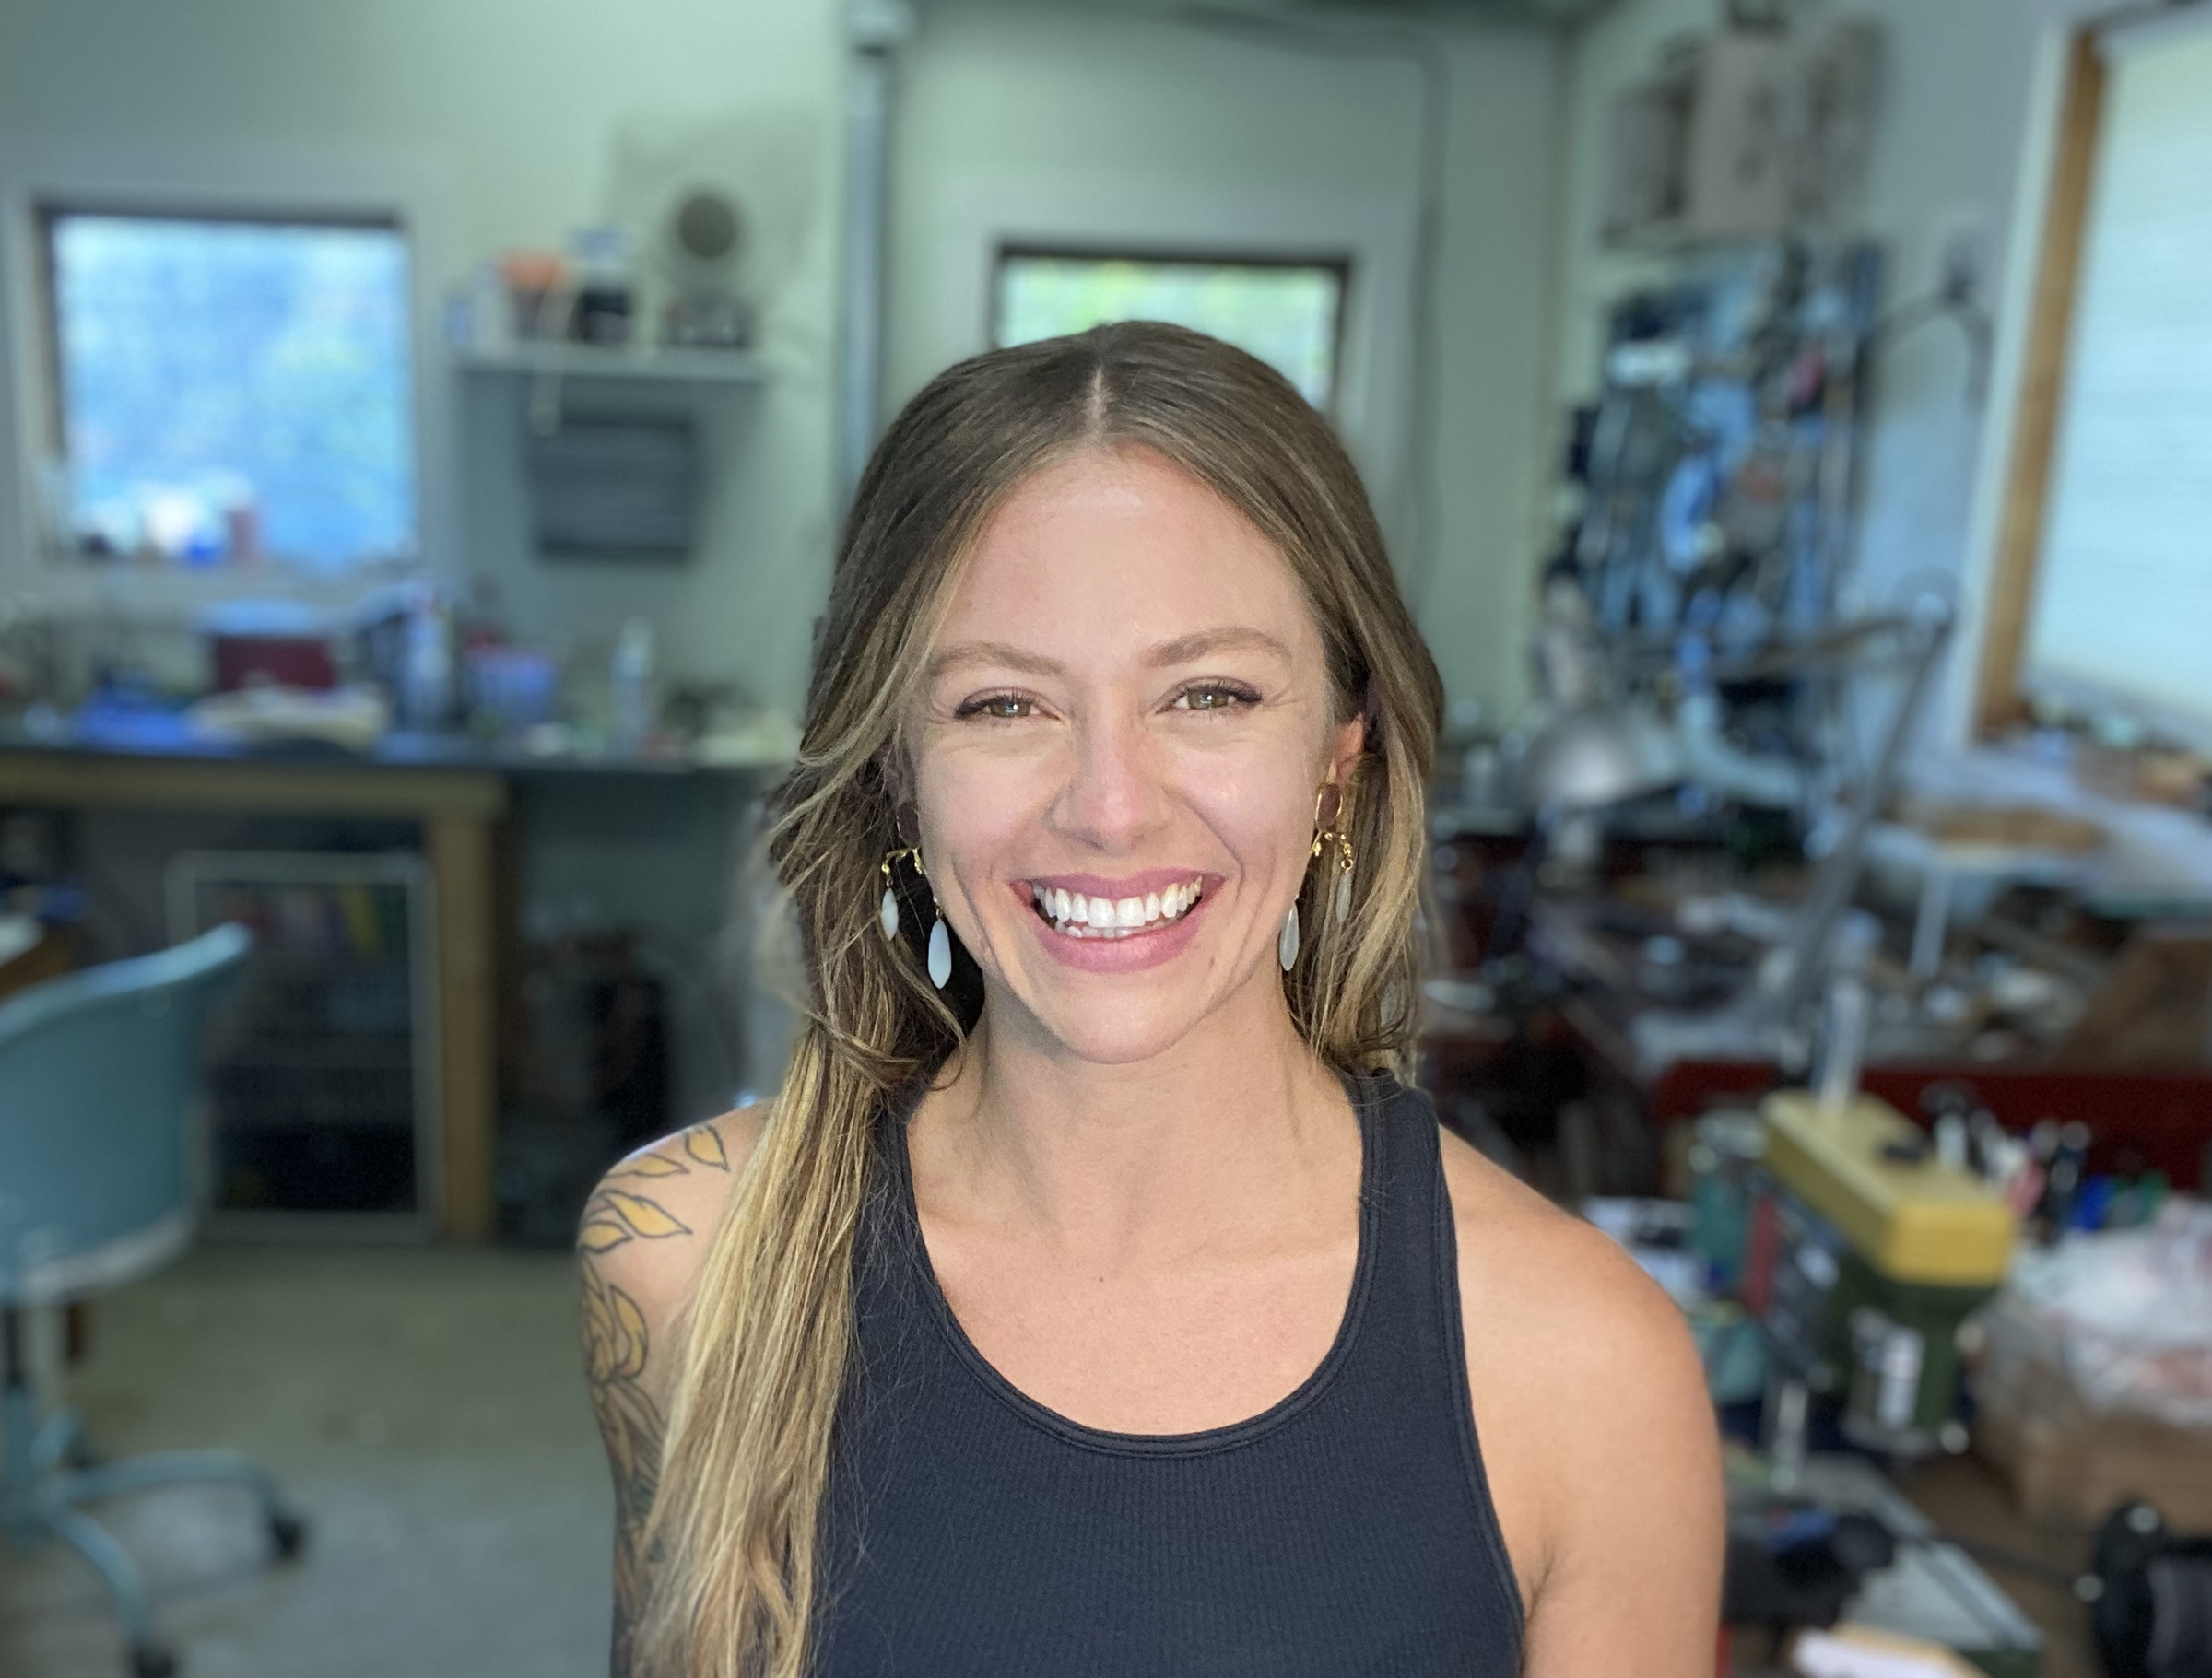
577,1104,767,1674
579,1107,762,1259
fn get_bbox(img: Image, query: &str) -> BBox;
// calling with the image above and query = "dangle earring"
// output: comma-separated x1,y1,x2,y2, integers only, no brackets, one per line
879,845,954,990
927,914,953,990
878,846,920,941
1309,784,1357,927
1286,782,1357,974
1312,826,1356,924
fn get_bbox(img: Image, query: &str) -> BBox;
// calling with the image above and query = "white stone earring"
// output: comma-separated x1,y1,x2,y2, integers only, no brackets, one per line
1309,798,1356,929
878,846,921,941
880,844,951,989
1277,901,1300,971
927,916,952,989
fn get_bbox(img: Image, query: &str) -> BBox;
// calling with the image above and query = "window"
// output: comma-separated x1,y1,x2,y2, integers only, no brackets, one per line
2024,17,2212,744
41,208,418,574
993,249,1348,411
1981,14,2212,749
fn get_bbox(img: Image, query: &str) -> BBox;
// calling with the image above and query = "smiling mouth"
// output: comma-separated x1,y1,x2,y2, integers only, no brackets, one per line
1028,878,1206,940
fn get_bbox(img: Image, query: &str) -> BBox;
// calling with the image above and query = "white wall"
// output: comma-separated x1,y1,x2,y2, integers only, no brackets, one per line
0,0,845,712
0,0,1568,722
0,0,2119,742
1549,0,2110,745
883,3,1564,725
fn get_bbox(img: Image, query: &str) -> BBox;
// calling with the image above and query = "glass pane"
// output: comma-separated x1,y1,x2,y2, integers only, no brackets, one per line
49,213,418,573
994,253,1346,410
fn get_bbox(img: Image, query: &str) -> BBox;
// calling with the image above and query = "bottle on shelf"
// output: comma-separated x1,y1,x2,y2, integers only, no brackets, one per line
609,617,656,752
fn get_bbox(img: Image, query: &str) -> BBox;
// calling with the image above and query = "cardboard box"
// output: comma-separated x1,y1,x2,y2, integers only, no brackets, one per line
1972,1350,2212,1530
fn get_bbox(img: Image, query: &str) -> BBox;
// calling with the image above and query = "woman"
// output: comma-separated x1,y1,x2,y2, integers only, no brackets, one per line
579,322,1722,1678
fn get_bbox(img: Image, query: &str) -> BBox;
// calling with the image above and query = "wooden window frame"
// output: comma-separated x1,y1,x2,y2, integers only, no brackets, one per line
1974,6,2212,736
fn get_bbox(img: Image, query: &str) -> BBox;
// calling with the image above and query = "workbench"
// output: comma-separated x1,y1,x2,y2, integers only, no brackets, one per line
1422,804,2212,1202
0,722,775,1242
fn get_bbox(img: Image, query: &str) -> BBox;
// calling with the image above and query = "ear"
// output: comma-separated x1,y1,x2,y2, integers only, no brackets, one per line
1325,713,1366,795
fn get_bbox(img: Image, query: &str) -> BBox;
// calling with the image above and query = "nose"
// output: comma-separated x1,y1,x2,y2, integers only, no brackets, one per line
1050,710,1170,851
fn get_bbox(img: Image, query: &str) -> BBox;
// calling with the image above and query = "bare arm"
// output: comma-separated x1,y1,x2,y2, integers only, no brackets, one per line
1516,1252,1724,1676
580,1250,669,1672
578,1111,763,1674
1442,1138,1724,1677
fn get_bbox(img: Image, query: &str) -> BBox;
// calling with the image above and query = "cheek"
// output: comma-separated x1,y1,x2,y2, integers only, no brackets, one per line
1177,750,1317,868
912,737,1054,871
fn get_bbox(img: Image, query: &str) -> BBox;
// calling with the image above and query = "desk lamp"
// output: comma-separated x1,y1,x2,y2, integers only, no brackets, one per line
1481,702,1686,968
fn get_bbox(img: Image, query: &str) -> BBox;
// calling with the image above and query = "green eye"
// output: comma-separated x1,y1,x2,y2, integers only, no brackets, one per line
959,693,1034,720
1174,684,1257,711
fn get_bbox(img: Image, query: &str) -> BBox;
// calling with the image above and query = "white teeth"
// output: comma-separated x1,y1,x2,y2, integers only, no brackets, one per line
1029,878,1206,936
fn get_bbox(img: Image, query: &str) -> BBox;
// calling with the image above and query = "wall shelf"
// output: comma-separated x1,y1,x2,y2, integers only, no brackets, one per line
451,342,771,385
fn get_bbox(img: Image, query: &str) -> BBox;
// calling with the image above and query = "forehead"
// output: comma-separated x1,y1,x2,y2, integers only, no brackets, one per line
935,446,1320,663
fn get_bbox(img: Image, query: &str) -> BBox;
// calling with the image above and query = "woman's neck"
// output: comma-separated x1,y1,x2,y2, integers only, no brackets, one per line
912,980,1356,1268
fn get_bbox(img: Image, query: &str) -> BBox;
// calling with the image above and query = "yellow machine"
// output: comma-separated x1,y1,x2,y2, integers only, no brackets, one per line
1744,1092,2017,1449
1760,1092,2015,1285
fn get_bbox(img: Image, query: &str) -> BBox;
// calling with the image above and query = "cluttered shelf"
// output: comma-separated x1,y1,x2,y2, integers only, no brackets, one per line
451,341,772,385
0,693,795,781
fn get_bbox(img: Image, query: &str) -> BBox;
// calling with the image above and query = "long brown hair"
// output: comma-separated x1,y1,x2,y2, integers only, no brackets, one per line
641,322,1444,1676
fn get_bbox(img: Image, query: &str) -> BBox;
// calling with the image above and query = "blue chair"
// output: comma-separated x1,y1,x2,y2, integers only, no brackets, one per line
0,924,306,1678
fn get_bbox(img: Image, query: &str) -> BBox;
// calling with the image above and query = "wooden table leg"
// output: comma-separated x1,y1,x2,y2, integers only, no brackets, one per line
427,814,499,1241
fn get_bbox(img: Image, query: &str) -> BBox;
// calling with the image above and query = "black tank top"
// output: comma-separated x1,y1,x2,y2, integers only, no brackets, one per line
811,1073,1526,1677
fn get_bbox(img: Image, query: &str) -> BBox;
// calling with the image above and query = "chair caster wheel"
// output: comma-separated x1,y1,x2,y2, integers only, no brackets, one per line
268,1511,308,1561
131,1645,179,1678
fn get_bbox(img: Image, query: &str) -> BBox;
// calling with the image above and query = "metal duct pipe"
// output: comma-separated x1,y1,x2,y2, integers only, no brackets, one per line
840,0,914,506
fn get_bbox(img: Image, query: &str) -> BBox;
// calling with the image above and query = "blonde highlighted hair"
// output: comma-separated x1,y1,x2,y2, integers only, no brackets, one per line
641,322,1444,1676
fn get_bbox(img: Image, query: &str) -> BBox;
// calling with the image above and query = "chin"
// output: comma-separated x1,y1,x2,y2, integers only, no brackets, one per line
1016,990,1220,1068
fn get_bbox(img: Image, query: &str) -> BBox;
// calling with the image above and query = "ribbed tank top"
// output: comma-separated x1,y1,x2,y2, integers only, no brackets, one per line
810,1072,1526,1676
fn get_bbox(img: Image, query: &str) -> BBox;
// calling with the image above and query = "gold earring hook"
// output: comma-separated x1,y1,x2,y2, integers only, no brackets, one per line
1309,781,1353,867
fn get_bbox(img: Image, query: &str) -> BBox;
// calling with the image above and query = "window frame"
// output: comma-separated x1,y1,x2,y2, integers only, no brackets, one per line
34,199,421,576
989,242,1355,415
0,147,453,616
1971,6,2212,745
895,171,1418,560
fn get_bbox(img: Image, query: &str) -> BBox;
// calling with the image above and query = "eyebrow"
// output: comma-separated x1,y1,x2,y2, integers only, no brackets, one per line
928,627,1295,682
1142,628,1294,669
927,640,1065,681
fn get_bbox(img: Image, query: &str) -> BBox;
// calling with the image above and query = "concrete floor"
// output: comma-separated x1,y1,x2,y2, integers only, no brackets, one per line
0,1246,612,1678
1898,1455,2099,1678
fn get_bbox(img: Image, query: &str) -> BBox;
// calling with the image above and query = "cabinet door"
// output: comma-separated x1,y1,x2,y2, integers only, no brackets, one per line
170,851,435,1232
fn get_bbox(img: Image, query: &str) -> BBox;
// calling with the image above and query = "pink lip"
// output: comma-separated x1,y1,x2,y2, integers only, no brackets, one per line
1006,872,1219,975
